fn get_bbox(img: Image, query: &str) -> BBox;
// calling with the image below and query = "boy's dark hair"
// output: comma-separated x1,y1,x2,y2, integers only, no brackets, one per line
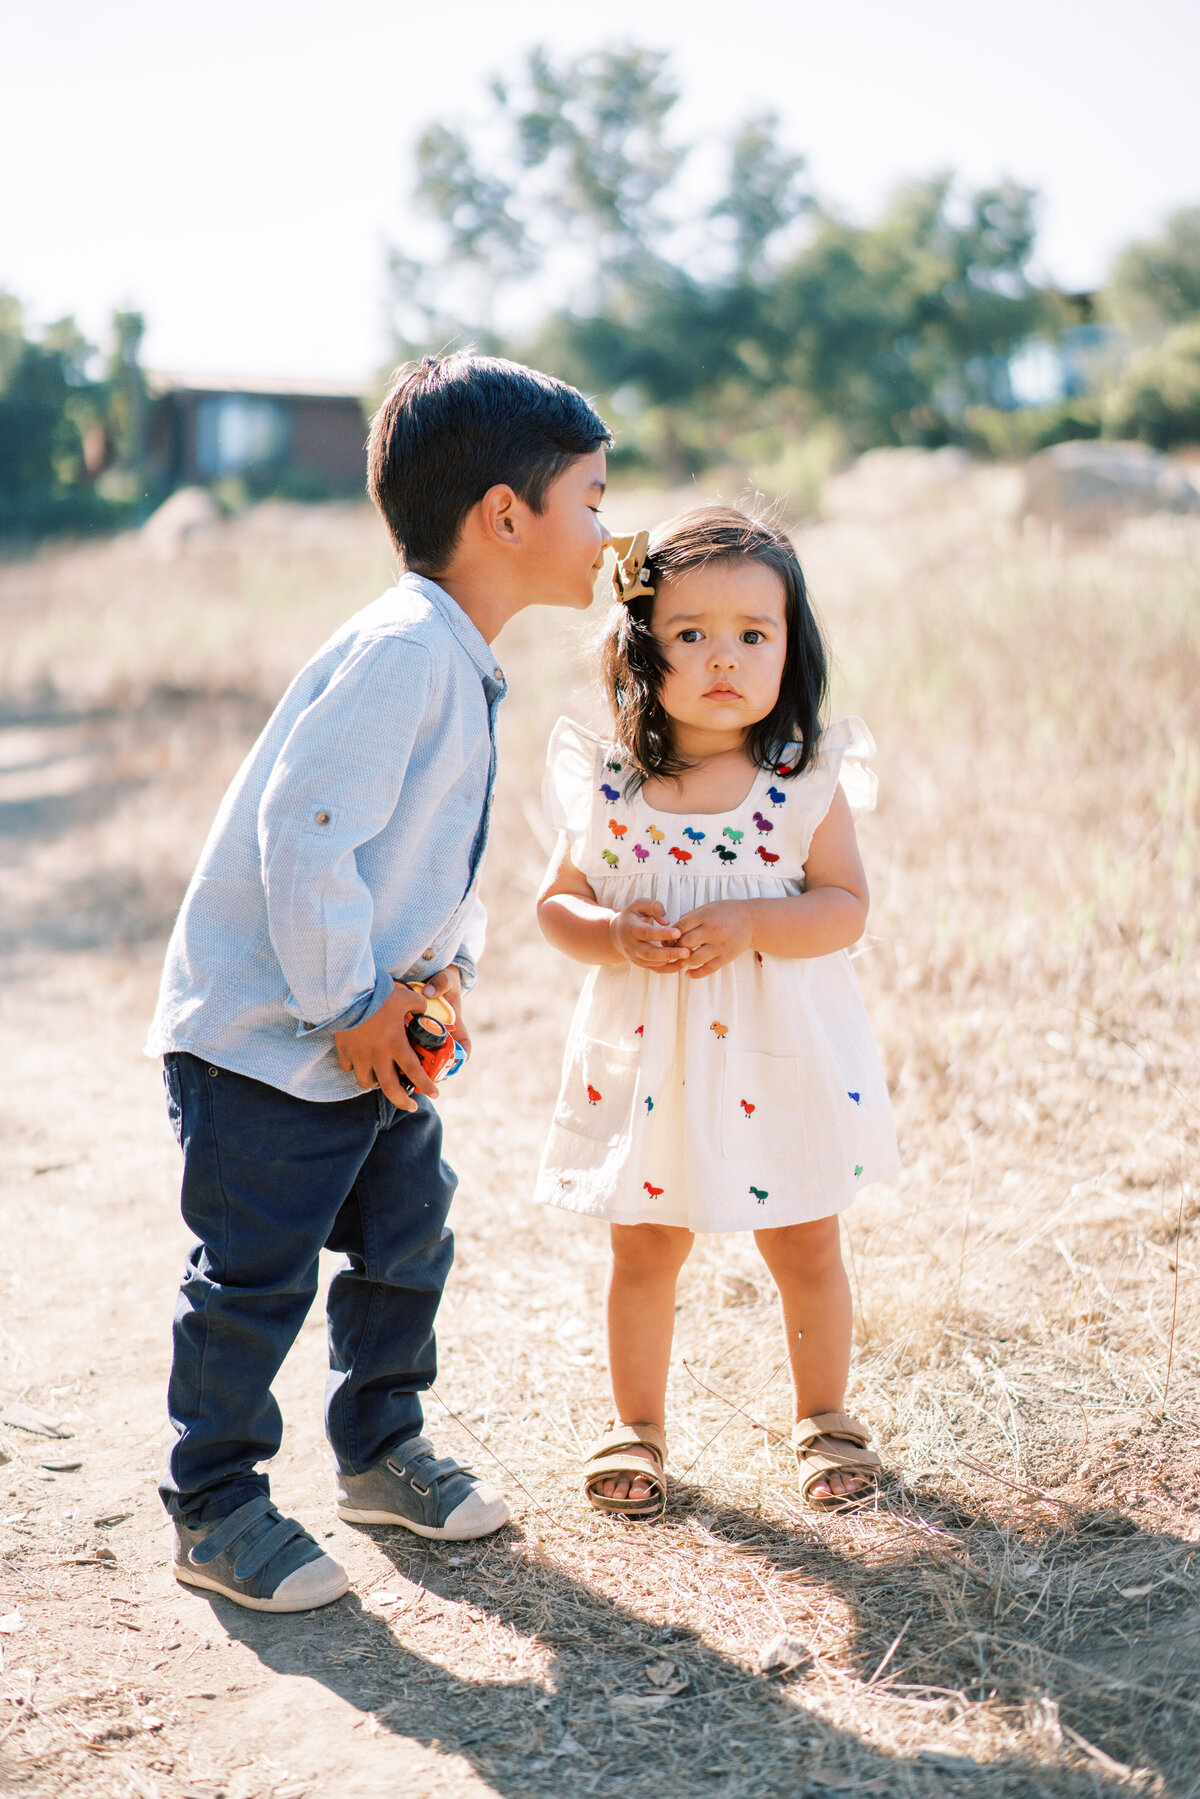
600,505,829,784
368,351,612,571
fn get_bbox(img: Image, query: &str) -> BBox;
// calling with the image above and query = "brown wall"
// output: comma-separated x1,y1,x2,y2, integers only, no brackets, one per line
287,397,368,488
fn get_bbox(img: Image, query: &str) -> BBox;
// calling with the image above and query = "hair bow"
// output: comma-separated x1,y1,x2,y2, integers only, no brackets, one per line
610,530,656,605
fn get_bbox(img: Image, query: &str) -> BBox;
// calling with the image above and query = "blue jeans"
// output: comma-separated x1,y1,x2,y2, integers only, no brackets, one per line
160,1051,457,1524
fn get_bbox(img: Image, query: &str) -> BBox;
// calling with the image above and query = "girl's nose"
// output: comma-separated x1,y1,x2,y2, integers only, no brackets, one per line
709,640,739,668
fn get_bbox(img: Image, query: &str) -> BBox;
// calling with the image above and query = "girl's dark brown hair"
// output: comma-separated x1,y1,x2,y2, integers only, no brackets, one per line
599,505,828,785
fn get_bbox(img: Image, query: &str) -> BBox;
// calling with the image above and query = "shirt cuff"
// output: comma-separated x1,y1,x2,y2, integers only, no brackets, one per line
296,966,394,1036
450,948,477,995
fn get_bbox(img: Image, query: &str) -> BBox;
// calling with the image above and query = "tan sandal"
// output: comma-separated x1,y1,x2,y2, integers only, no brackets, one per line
792,1412,882,1511
583,1421,668,1519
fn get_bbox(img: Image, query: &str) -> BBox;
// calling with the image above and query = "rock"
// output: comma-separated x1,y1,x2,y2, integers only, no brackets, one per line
1023,440,1200,533
140,486,222,558
758,1631,811,1674
1,1404,72,1438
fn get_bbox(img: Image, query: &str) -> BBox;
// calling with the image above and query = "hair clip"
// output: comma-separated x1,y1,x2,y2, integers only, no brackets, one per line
610,530,656,605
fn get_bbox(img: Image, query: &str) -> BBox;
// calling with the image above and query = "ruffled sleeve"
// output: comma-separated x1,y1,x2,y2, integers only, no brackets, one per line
782,716,878,862
541,716,604,863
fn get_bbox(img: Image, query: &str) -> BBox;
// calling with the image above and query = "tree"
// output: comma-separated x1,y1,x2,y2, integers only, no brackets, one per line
1104,206,1200,342
1104,319,1200,447
0,296,144,537
387,45,1059,466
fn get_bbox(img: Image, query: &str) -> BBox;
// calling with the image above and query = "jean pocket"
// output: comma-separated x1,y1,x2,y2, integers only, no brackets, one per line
554,1038,640,1148
163,1055,183,1146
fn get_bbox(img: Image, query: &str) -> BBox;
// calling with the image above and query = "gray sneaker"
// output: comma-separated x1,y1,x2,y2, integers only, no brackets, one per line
335,1435,510,1541
173,1494,349,1612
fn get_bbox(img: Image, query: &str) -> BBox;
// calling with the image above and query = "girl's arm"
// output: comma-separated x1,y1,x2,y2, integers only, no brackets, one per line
537,833,691,970
674,787,869,977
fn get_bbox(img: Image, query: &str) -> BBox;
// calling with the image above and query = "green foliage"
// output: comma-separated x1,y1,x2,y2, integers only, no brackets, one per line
1103,319,1200,448
963,399,1102,459
389,45,1058,473
1103,206,1200,342
0,297,146,538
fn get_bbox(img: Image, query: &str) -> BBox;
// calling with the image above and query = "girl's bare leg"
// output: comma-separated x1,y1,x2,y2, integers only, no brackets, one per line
754,1215,864,1501
600,1222,694,1501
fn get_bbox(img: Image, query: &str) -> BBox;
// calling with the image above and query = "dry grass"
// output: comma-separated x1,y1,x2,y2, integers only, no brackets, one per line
1,471,1199,1797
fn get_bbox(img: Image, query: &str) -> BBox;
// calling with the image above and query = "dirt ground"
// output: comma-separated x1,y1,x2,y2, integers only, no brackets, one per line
2,476,1199,1799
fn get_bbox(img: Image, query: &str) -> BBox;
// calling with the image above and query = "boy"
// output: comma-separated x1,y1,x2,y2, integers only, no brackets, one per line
148,353,612,1611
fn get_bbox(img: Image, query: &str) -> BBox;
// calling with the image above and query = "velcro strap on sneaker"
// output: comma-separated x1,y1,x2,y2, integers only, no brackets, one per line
189,1494,275,1565
232,1513,309,1582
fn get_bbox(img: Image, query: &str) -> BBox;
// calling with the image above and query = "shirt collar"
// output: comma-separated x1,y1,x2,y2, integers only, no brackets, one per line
403,573,507,695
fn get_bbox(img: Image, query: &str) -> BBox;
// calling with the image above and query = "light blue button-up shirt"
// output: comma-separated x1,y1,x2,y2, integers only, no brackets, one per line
147,574,505,1101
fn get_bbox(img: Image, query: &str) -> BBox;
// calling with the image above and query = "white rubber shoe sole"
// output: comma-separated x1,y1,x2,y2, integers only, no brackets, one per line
335,1490,510,1541
174,1552,349,1612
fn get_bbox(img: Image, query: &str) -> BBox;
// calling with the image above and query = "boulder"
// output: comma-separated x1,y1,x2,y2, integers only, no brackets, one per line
140,486,222,558
1023,441,1200,532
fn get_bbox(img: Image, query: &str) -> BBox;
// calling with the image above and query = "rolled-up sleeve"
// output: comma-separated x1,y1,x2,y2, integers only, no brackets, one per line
450,889,487,992
257,637,432,1033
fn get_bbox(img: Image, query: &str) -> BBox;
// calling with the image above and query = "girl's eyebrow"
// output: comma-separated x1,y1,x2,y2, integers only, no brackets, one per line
659,611,780,627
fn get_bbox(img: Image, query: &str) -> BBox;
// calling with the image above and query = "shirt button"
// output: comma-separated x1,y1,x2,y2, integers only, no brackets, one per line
315,810,330,825
422,947,436,960
492,667,503,681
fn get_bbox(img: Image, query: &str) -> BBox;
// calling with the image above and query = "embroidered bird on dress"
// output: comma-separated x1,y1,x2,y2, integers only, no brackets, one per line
750,1186,768,1203
752,811,773,835
609,819,627,839
633,843,650,861
586,1084,602,1105
740,1099,755,1118
710,1021,729,1038
644,1181,664,1198
602,849,619,867
647,824,665,843
600,782,620,803
722,826,743,844
767,786,786,807
682,826,705,843
756,846,780,865
668,846,692,863
714,844,737,862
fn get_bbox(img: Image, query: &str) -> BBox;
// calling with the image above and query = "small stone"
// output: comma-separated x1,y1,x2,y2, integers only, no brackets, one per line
1,1406,72,1438
759,1632,810,1675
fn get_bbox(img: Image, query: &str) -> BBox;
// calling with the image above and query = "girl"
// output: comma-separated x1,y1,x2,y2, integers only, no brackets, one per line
534,506,900,1517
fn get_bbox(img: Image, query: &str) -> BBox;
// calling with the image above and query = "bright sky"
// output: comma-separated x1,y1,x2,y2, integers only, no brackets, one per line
3,0,1197,384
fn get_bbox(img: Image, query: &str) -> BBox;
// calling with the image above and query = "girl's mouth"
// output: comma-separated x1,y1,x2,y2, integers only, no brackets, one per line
703,687,741,700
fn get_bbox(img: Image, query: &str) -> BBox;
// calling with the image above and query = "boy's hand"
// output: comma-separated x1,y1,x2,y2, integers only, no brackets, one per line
421,964,470,1060
674,900,754,978
334,982,439,1111
608,899,690,970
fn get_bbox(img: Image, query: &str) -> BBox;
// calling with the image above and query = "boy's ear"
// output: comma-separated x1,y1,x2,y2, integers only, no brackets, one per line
476,483,521,546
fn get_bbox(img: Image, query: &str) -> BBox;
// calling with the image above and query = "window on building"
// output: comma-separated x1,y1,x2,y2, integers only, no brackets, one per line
195,396,289,477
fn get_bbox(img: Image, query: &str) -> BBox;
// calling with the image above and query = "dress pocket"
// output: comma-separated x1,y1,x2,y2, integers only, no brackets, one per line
720,1050,805,1160
554,1037,641,1147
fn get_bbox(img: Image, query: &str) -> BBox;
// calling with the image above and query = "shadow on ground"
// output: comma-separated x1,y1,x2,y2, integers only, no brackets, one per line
201,1487,1194,1799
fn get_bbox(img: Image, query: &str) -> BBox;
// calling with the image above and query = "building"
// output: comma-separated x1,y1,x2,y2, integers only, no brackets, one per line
147,372,370,496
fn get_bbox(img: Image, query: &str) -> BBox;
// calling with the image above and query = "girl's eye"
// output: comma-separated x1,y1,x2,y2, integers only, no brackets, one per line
742,630,764,645
678,629,703,643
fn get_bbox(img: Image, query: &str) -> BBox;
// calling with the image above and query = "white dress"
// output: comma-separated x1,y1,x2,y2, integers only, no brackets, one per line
535,716,900,1231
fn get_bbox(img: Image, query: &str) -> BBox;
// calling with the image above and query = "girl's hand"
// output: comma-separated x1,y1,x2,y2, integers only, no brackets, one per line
673,900,754,977
608,898,690,970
